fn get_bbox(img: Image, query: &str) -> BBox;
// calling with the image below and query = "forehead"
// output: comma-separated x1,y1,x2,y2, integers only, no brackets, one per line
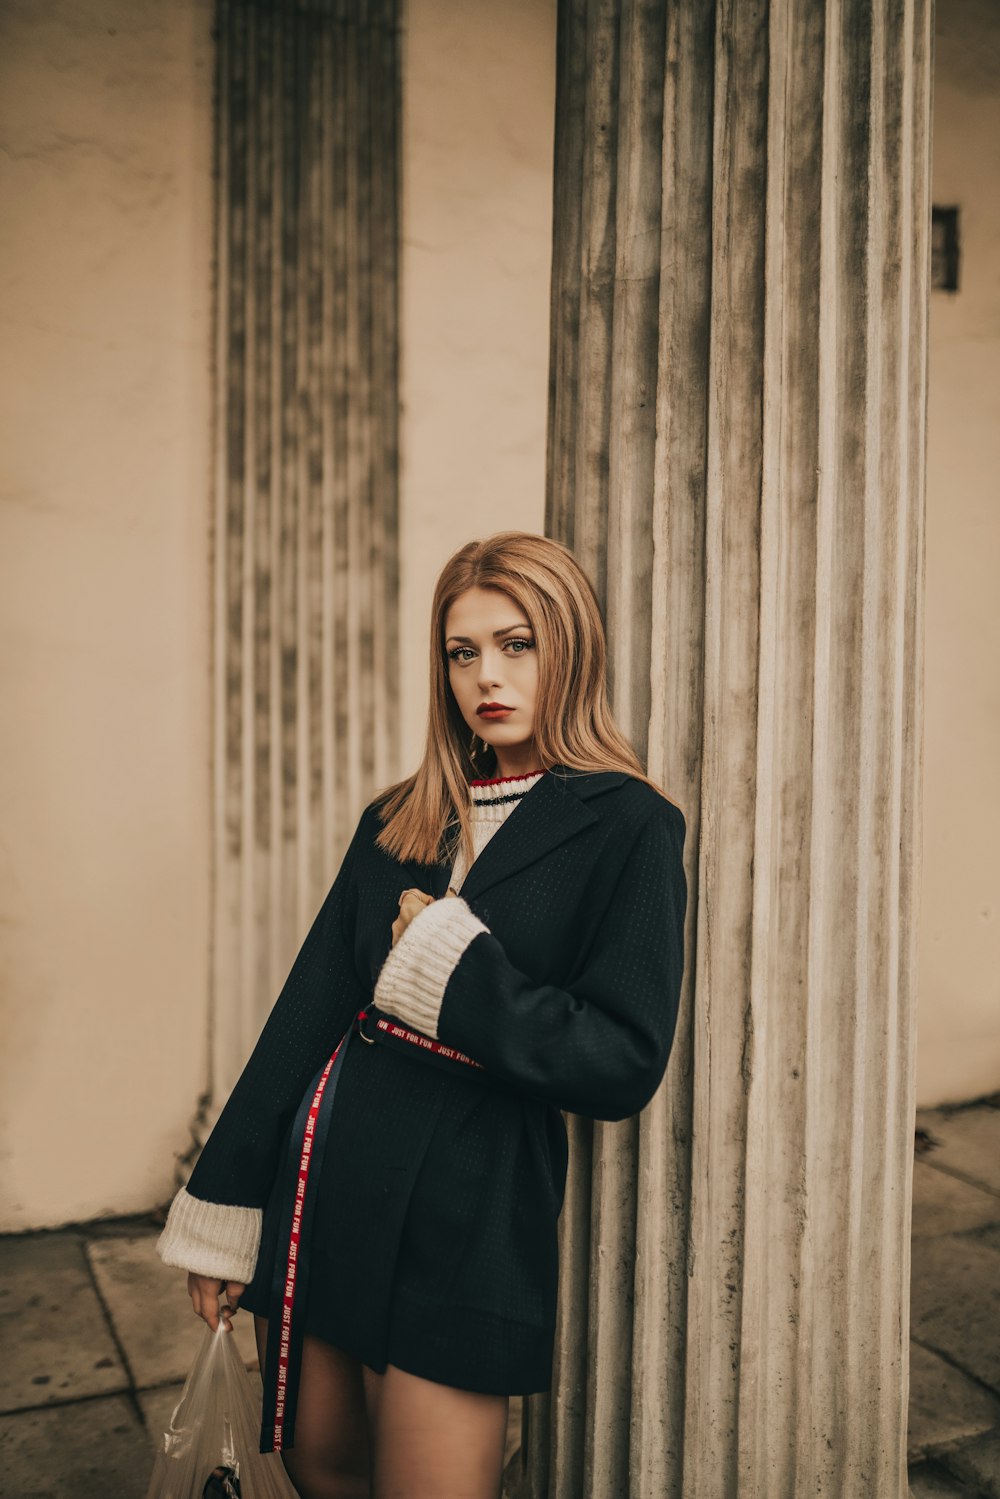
444,586,531,635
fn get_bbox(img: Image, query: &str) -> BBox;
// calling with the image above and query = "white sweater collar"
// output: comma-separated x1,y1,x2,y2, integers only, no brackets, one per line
467,768,547,821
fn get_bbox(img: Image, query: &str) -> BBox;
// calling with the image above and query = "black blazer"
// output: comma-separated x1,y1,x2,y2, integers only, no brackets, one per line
185,764,688,1286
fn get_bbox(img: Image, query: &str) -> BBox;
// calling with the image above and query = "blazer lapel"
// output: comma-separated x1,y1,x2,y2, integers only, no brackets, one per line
439,766,627,904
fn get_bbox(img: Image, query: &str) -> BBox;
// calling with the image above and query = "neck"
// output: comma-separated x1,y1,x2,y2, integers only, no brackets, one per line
492,747,543,780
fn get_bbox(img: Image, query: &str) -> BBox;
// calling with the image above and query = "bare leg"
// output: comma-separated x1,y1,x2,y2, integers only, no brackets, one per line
370,1361,509,1499
253,1314,372,1499
361,1363,386,1478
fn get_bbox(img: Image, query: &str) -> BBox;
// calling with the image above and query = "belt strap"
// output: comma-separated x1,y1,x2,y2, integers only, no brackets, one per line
259,1017,355,1453
371,1015,484,1070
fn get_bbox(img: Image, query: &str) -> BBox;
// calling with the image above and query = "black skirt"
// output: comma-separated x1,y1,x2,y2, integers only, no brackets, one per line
239,1020,568,1397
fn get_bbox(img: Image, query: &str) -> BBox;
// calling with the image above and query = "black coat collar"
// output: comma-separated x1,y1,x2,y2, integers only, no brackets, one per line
418,764,631,903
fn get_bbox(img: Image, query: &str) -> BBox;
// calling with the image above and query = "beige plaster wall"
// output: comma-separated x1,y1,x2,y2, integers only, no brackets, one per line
916,0,1000,1105
397,0,556,760
0,0,556,1230
0,0,215,1228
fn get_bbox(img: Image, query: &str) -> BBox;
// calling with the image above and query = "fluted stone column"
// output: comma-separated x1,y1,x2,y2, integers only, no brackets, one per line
204,0,401,1113
513,0,933,1495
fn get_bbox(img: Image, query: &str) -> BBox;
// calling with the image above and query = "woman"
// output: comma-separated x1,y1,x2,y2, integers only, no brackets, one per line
157,530,688,1499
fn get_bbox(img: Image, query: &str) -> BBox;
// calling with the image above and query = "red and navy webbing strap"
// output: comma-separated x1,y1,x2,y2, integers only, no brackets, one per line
373,1016,484,1069
258,1018,355,1454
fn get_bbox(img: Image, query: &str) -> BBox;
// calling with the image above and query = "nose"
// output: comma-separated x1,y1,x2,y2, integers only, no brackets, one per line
477,648,505,690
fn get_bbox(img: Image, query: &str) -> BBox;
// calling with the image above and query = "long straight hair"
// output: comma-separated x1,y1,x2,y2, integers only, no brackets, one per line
373,531,682,868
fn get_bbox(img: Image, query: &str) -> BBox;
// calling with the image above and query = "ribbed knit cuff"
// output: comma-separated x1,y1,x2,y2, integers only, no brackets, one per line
373,895,489,1040
155,1185,262,1284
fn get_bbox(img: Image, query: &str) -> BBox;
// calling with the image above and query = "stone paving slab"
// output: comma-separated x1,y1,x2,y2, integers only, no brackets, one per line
0,1395,150,1499
909,1463,985,1497
86,1233,258,1390
917,1106,1000,1197
976,1225,1000,1256
911,1233,1000,1393
943,1430,1000,1498
913,1161,1000,1239
0,1235,127,1413
909,1340,1000,1459
139,1380,187,1451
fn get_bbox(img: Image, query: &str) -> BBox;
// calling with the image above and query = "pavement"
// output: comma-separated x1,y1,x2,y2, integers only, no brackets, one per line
0,1213,522,1497
0,1098,998,1498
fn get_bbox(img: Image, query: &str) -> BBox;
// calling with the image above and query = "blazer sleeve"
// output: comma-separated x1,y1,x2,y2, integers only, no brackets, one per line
155,805,372,1283
376,801,688,1123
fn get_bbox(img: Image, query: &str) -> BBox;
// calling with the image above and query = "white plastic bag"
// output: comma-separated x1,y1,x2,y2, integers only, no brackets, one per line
144,1322,299,1499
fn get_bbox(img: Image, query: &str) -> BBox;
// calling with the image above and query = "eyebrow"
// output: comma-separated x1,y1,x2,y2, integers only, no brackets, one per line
445,625,532,645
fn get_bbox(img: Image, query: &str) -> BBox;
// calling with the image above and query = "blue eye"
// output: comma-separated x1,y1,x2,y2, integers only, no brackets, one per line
446,638,535,663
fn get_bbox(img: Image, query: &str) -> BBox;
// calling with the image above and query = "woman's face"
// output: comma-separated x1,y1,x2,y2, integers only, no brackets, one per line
444,586,539,768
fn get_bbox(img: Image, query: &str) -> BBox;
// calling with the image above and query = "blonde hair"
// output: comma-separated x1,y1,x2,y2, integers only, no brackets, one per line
373,530,681,868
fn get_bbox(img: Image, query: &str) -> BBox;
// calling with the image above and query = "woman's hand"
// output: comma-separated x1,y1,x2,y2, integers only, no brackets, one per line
187,1271,245,1332
390,886,459,948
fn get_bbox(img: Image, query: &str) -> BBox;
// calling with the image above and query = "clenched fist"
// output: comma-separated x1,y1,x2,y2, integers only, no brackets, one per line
187,1272,245,1332
390,886,459,948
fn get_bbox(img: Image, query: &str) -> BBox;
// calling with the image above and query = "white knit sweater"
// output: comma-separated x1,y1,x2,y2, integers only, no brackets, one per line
372,768,547,1037
156,768,546,1282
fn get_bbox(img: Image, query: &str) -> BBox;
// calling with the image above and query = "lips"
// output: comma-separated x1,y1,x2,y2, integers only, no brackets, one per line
477,703,514,718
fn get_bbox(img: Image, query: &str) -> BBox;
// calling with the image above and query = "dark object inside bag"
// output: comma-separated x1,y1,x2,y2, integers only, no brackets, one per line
203,1467,241,1498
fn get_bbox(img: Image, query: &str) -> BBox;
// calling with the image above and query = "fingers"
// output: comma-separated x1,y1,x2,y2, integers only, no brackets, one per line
397,889,431,919
223,1281,245,1327
186,1273,247,1333
187,1272,224,1331
390,888,445,947
392,890,429,947
203,1282,221,1331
